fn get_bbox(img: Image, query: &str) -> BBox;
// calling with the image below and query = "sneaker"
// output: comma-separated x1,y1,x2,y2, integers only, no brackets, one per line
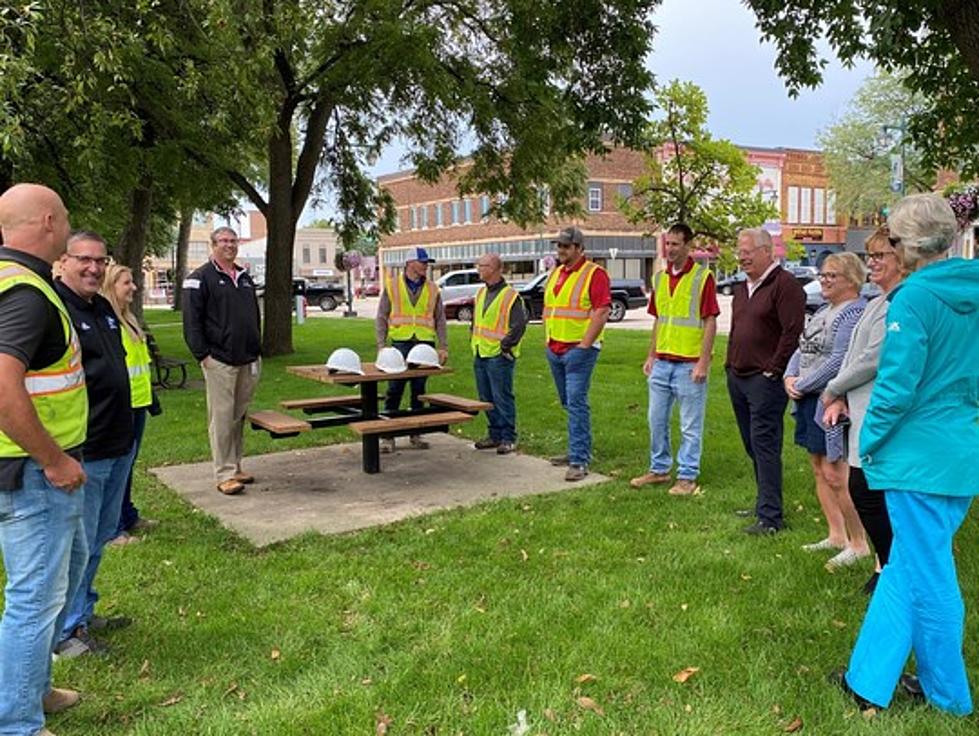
828,669,880,712
216,479,244,495
629,472,671,488
53,632,108,659
565,464,588,482
409,435,430,449
380,438,395,454
496,442,516,455
43,687,80,714
549,454,570,466
899,673,925,704
668,479,700,496
474,437,500,450
743,521,780,536
88,615,132,632
107,532,140,547
825,547,871,571
802,538,846,553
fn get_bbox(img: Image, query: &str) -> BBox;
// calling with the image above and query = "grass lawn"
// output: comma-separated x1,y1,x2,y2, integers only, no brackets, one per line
10,313,978,734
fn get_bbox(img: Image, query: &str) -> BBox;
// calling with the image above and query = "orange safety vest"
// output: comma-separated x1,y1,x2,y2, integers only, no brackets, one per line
471,285,522,358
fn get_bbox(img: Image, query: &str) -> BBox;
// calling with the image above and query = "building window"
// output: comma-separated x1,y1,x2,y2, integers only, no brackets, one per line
826,190,836,224
418,206,428,229
451,201,461,225
480,195,491,219
617,183,633,200
302,247,310,264
800,187,812,224
588,183,602,212
813,188,825,225
319,247,327,263
408,208,416,230
537,186,550,216
787,186,800,223
463,199,472,223
434,203,443,227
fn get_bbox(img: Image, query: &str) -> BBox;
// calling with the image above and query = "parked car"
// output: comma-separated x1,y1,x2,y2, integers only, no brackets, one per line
299,278,346,311
517,271,646,323
355,282,380,297
718,266,815,296
436,269,483,302
716,271,747,296
443,294,476,322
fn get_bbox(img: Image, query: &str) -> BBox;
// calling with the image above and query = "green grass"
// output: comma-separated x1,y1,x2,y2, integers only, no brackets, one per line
10,313,979,734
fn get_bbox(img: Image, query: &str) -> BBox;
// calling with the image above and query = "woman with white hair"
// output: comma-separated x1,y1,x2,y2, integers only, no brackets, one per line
836,193,979,715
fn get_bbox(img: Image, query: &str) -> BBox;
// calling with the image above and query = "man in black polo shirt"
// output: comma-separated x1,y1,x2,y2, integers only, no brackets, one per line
0,184,88,734
54,230,135,658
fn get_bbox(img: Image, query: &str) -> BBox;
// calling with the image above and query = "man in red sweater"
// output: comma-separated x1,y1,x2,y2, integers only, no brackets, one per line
725,228,805,534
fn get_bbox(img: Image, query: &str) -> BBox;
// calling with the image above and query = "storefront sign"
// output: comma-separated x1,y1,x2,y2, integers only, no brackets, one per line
791,227,824,241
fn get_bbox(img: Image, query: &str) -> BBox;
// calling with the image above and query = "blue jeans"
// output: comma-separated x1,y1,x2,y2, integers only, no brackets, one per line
61,453,133,640
473,354,517,443
647,359,708,480
546,346,600,466
0,460,87,736
116,407,148,534
846,490,974,715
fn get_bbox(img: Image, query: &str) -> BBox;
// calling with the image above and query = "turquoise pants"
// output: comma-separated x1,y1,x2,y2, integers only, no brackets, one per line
846,490,973,715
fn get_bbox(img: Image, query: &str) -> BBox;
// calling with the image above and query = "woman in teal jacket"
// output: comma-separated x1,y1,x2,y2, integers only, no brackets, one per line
840,194,979,715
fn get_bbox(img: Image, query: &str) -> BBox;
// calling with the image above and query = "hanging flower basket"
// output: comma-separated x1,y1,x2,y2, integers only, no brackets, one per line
947,185,979,231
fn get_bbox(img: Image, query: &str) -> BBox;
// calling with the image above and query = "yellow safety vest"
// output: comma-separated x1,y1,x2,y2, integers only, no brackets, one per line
652,263,709,359
471,285,522,358
0,261,88,457
543,261,607,344
385,275,437,342
121,324,153,409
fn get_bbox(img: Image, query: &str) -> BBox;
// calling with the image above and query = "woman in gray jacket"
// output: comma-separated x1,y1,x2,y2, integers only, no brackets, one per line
822,229,906,593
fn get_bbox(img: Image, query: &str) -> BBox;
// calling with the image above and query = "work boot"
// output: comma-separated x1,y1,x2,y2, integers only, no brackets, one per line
668,479,701,496
473,437,500,450
496,442,516,455
380,438,395,454
43,688,80,714
549,454,570,466
409,435,430,449
565,464,588,482
629,471,671,488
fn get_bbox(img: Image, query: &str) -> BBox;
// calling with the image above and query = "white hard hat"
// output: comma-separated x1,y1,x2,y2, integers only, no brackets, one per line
406,343,440,368
325,347,364,375
375,346,407,374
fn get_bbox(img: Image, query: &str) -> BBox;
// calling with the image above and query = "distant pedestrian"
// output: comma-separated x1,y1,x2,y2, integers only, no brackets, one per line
725,228,806,535
630,223,719,496
543,226,611,482
0,183,87,735
375,247,449,453
182,227,262,495
470,253,527,455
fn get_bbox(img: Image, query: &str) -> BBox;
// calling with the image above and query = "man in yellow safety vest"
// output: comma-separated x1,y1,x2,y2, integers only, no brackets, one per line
0,183,88,735
543,226,611,482
629,223,719,496
470,253,527,455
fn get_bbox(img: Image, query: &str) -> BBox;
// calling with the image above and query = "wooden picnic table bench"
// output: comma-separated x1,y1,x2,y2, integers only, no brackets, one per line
419,393,493,414
249,410,312,438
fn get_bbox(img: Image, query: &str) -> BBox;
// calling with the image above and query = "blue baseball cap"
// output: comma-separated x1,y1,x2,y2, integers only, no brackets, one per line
404,247,435,264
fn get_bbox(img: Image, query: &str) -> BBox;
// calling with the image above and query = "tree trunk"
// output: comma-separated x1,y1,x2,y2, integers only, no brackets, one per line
262,120,298,356
116,178,154,320
171,207,192,311
938,0,979,86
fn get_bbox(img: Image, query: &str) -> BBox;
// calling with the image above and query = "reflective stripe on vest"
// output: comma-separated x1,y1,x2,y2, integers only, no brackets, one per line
121,326,153,408
0,261,88,456
471,286,522,358
543,261,606,344
386,275,437,341
653,263,709,359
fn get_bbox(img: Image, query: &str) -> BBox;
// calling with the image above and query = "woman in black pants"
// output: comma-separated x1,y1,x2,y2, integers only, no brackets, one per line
821,228,906,593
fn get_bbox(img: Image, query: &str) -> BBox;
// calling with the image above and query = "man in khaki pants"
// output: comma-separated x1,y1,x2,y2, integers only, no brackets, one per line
182,227,262,495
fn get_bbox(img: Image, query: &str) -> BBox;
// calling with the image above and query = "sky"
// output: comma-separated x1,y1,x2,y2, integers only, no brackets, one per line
301,0,873,224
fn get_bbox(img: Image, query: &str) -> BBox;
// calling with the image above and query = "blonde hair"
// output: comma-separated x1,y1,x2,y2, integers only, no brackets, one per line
823,252,866,292
100,264,144,342
887,193,957,270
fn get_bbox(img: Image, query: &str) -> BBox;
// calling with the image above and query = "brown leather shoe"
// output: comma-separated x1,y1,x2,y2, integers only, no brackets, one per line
233,473,255,484
43,687,80,714
668,479,701,496
629,472,671,488
217,479,244,495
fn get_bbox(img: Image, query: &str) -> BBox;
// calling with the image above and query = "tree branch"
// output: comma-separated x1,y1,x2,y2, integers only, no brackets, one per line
291,95,335,216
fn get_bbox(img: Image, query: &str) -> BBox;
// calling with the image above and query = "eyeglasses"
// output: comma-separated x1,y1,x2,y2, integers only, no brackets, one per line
214,238,239,245
818,272,841,282
866,251,896,262
65,254,111,267
887,236,901,248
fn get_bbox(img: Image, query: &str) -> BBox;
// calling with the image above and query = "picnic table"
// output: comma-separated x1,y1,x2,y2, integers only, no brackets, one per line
249,363,490,474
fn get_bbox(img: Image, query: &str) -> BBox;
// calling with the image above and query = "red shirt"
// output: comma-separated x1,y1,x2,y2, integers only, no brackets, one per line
547,257,612,354
647,257,720,362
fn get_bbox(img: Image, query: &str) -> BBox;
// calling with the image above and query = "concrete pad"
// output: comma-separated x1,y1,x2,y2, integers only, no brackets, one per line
150,434,608,547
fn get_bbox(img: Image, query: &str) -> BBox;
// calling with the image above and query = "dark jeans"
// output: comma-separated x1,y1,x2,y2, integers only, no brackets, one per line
546,346,600,467
116,407,147,534
473,354,516,443
726,369,789,528
384,339,433,412
849,465,893,566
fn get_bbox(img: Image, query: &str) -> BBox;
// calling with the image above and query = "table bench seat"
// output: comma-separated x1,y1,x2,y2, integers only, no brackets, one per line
419,393,493,414
349,411,473,437
249,410,312,437
280,395,363,412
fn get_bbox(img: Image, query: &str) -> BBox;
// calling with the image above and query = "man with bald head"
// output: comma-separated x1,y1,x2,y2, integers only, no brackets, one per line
0,184,87,735
470,253,527,455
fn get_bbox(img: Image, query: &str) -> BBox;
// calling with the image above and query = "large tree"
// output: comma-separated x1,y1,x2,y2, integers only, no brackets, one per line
747,1,979,177
816,71,935,222
197,0,658,356
619,80,777,255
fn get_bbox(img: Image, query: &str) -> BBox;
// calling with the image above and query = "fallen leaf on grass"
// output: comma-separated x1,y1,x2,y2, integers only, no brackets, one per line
740,573,752,581
832,620,846,629
520,549,529,562
271,647,281,661
138,660,150,678
619,599,631,608
680,603,688,611
159,693,183,707
575,673,597,684
672,667,700,684
862,708,878,719
223,682,239,697
543,708,557,722
784,716,803,732
375,710,393,735
576,696,604,716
